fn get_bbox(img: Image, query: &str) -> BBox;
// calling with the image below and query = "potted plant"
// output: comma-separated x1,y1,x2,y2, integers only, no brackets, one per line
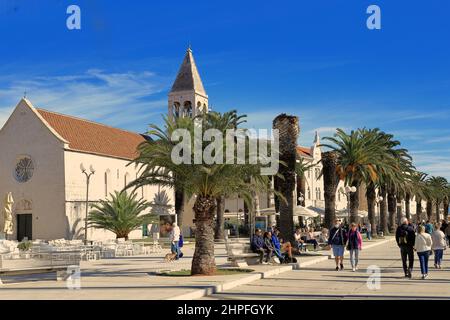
17,241,32,258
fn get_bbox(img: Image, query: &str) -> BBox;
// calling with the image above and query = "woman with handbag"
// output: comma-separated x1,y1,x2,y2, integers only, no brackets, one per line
431,222,447,269
414,225,433,279
347,223,363,272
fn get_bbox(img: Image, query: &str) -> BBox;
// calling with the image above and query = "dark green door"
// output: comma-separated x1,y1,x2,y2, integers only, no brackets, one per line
17,214,32,241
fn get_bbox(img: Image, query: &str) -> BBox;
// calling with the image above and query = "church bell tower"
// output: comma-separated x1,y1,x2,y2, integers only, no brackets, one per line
168,47,208,119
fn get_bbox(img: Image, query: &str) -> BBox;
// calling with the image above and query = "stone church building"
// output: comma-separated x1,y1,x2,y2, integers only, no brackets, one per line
0,98,171,241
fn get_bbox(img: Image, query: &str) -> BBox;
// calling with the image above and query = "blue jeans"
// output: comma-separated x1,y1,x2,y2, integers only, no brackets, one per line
434,249,444,266
366,231,372,240
171,241,180,259
417,251,430,275
349,249,360,268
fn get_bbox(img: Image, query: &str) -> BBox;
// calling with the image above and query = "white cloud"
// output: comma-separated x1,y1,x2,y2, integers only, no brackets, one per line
0,69,168,132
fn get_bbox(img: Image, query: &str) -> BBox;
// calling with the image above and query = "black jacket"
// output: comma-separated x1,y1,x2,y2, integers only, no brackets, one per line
395,223,415,247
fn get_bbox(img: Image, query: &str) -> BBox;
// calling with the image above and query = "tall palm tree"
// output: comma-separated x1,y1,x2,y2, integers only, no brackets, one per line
88,191,153,240
128,111,272,275
321,151,339,228
322,128,387,223
273,114,299,244
427,176,449,222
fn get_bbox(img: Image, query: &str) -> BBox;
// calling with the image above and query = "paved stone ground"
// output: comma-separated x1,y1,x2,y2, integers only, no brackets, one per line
0,243,299,299
204,239,450,300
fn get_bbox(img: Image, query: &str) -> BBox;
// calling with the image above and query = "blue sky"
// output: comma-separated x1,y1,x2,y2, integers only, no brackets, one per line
0,0,449,179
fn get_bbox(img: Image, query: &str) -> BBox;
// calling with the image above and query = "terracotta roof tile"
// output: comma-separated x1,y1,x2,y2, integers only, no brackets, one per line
297,146,312,157
37,109,146,160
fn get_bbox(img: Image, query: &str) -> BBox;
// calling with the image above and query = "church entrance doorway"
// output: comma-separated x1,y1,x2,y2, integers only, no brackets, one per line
17,214,32,241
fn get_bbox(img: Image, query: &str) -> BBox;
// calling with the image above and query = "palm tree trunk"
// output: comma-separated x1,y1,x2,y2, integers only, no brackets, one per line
322,151,338,228
191,195,217,275
405,193,411,220
349,182,360,223
388,189,396,232
366,183,376,234
416,197,423,223
175,187,184,227
396,194,403,225
444,199,449,221
379,185,388,234
435,201,441,222
214,196,225,240
273,114,299,245
426,200,433,221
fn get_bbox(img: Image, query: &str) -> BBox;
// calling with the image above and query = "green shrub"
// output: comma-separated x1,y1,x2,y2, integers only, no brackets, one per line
17,241,32,251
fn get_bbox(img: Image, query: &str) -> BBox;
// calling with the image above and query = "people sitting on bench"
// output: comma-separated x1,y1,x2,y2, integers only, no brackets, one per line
272,228,294,262
263,231,275,263
294,228,306,252
251,229,269,264
305,227,319,250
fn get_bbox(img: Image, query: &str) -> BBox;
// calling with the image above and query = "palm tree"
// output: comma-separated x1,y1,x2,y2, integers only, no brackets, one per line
321,151,339,228
128,111,272,275
427,176,449,222
273,114,299,245
322,128,387,223
88,191,153,240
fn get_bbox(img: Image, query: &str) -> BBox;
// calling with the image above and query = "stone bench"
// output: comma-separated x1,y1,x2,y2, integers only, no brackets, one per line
224,237,259,267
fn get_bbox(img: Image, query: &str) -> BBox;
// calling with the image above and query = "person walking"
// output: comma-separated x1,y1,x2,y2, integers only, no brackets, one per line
365,222,372,240
328,219,348,271
169,222,181,259
395,217,416,278
425,220,434,235
431,223,447,269
415,225,432,279
445,222,450,246
347,223,363,272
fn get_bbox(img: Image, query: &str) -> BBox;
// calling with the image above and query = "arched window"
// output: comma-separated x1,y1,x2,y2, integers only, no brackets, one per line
172,102,180,118
183,101,192,117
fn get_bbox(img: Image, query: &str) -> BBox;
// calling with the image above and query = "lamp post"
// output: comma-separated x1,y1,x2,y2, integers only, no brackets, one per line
298,192,305,227
339,186,357,223
80,163,95,245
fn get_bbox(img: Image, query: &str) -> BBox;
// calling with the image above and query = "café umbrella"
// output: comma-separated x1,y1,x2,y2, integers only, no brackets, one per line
3,192,14,239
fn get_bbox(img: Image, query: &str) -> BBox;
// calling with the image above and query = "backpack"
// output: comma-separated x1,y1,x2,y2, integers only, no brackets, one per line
178,234,184,248
399,228,408,245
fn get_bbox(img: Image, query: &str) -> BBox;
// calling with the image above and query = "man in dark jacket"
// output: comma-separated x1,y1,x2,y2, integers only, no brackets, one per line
251,229,266,264
395,217,416,278
328,219,348,271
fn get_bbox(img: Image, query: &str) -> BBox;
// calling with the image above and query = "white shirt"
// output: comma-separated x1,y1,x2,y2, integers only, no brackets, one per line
431,230,447,250
169,225,181,242
414,232,432,253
